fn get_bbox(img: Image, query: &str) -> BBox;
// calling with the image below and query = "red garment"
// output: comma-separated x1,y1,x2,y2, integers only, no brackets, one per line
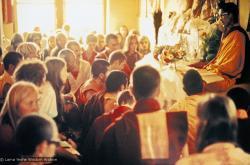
82,50,97,64
77,79,105,105
122,63,132,77
133,98,160,113
109,106,131,122
2,0,12,23
125,51,141,70
71,71,79,80
98,99,188,165
80,92,106,143
79,106,131,163
0,72,14,99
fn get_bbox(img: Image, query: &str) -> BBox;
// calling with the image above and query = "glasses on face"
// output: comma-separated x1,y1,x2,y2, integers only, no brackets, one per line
219,12,228,17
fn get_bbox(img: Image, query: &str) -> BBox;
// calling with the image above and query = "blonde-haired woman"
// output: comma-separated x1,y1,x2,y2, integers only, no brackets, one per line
0,81,39,155
16,42,40,59
139,36,151,58
123,34,141,70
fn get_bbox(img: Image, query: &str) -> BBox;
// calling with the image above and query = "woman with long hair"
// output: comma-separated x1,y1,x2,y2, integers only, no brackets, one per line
45,57,67,130
123,34,141,70
0,81,38,129
0,81,39,155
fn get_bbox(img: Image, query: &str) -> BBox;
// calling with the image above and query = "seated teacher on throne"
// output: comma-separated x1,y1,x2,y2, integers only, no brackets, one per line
189,2,249,93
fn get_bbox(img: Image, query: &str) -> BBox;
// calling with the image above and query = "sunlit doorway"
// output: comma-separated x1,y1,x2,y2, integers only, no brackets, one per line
16,0,55,34
64,0,103,41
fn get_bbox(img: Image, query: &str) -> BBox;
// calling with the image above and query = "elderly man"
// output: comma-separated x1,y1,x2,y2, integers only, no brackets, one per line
58,48,91,97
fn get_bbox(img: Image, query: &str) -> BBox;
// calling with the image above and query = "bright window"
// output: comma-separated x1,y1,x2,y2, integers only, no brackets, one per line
64,0,103,40
16,0,55,34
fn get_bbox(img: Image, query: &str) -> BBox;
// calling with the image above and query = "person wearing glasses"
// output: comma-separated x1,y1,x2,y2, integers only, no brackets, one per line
190,2,249,92
15,114,60,165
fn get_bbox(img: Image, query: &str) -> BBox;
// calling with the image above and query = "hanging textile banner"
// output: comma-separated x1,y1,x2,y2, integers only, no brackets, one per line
2,0,12,23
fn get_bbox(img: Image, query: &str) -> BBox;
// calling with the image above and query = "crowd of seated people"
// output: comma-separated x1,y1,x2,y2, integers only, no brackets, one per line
0,2,249,164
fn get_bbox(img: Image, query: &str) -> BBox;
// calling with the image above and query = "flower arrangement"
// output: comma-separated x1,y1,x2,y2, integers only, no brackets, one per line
153,44,186,64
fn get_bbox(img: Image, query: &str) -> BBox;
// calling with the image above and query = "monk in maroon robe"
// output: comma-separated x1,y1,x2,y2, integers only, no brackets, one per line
80,90,134,164
79,71,128,151
97,66,188,165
